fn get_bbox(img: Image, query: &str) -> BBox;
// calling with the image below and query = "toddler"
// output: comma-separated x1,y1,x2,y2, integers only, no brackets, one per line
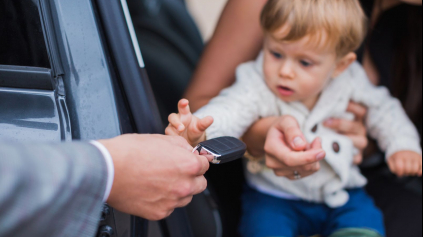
166,0,422,236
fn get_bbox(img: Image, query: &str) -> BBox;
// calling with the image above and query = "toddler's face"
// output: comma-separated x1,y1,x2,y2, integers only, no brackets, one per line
263,32,340,110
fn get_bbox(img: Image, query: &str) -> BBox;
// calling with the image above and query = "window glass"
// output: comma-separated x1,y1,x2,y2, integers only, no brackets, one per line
0,0,50,68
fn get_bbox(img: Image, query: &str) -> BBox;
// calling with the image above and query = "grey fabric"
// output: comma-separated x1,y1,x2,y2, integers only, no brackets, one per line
0,142,107,237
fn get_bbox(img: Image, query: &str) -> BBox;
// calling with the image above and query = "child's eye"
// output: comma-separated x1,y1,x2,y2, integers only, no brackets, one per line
271,51,283,59
300,60,312,67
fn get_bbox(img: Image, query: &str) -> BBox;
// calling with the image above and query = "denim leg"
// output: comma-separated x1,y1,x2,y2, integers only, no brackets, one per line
239,186,300,237
324,188,386,237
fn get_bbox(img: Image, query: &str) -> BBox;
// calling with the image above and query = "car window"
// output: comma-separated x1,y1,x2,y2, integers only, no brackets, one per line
0,0,50,68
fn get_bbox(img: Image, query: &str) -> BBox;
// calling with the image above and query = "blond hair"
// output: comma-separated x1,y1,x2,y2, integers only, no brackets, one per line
261,0,368,56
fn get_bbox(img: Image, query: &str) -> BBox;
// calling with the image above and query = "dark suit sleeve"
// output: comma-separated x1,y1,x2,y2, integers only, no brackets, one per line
0,142,108,237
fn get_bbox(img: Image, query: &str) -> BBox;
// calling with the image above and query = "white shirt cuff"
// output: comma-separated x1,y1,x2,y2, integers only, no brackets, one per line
90,141,115,202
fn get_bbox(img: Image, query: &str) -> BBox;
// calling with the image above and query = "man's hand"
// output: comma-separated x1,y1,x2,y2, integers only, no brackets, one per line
99,134,211,221
264,116,326,180
166,99,214,146
388,151,423,177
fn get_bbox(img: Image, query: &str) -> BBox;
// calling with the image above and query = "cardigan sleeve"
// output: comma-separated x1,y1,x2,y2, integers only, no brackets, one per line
349,62,422,159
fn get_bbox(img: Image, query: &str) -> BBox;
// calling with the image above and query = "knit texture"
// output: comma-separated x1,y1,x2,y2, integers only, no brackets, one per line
195,53,421,207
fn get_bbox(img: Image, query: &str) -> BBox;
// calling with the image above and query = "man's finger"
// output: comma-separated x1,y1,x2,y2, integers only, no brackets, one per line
195,155,211,176
177,196,194,208
346,102,367,121
274,116,307,151
198,116,214,132
163,135,193,151
192,176,208,195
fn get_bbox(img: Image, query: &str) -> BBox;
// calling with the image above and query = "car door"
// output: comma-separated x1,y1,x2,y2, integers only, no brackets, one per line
0,0,71,142
1,0,155,236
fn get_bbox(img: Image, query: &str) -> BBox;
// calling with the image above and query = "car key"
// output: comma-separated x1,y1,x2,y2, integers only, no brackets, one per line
192,136,247,164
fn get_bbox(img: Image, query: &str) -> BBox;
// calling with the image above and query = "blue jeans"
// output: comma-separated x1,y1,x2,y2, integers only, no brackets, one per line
239,186,385,237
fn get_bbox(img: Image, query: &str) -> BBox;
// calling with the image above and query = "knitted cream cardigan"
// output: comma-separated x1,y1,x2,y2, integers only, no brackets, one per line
195,54,422,207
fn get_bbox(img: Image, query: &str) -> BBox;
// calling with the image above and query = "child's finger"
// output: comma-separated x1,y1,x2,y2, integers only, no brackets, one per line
404,160,414,176
168,113,185,132
197,116,214,132
419,159,423,176
165,126,180,136
409,159,419,176
395,158,405,177
388,159,396,175
411,159,420,176
178,99,191,115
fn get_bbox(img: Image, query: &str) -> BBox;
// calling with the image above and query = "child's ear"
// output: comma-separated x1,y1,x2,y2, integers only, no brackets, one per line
332,52,357,78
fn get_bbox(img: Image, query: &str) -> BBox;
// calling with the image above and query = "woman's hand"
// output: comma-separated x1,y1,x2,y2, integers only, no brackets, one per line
323,102,368,165
264,116,326,180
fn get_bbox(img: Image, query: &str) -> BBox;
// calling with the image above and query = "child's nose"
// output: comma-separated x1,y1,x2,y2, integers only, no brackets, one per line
278,60,295,79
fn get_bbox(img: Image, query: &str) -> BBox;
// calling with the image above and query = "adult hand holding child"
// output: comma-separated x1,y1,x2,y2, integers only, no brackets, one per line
263,116,326,180
243,101,368,180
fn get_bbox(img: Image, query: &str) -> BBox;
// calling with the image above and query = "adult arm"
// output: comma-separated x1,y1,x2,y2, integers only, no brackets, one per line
0,142,108,237
0,135,209,237
184,0,267,112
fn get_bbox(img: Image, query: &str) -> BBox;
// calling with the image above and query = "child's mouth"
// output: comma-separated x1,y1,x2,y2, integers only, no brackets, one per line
277,86,295,96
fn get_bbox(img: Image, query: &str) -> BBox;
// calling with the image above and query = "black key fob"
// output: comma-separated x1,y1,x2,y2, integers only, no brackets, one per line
193,137,247,164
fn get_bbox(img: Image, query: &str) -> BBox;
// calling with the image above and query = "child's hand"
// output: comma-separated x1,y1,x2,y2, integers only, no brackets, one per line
388,151,423,177
165,99,214,146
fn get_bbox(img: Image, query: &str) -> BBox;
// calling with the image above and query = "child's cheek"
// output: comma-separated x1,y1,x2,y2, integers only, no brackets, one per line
263,65,274,83
299,77,323,96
